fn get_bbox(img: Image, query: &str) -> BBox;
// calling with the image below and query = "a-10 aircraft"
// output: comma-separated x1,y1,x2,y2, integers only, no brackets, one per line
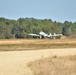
28,31,63,39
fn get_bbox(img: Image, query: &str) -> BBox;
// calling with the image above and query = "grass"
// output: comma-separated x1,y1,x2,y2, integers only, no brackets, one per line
0,39,76,51
28,55,76,75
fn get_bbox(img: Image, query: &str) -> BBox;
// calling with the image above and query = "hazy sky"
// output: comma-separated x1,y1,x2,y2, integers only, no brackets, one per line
0,0,76,22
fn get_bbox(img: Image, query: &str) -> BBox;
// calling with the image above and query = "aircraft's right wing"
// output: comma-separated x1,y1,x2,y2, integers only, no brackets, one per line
28,34,40,36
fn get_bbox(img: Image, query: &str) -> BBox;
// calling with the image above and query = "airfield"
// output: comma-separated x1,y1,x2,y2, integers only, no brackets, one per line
0,39,76,75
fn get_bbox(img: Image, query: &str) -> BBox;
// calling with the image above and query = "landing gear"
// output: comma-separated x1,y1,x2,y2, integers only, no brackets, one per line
40,35,44,39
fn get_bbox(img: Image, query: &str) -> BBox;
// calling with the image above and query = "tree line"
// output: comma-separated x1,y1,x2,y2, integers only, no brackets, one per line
0,17,76,39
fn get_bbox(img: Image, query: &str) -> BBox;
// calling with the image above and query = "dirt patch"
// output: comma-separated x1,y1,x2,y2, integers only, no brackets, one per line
0,48,76,75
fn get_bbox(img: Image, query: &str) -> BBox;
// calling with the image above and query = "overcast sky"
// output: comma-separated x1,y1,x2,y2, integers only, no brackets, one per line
0,0,76,22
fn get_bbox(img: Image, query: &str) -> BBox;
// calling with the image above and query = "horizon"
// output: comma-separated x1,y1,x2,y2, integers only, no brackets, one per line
0,17,76,23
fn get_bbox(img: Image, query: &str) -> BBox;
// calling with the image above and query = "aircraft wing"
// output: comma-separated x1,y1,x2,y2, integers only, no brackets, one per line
52,33,63,37
28,34,40,36
55,34,63,36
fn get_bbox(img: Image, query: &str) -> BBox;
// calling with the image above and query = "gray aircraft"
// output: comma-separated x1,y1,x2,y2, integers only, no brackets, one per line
28,31,63,39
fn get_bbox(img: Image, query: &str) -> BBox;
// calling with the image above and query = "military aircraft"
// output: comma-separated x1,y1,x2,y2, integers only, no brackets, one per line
28,31,63,39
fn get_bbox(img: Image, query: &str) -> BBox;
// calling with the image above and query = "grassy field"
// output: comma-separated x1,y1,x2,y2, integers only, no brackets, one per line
28,55,76,75
0,39,76,51
0,39,76,75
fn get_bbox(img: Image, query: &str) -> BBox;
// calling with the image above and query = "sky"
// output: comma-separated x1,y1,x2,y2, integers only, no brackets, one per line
0,0,76,22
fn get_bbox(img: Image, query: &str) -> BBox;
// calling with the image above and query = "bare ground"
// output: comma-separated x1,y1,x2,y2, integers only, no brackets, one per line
0,48,76,75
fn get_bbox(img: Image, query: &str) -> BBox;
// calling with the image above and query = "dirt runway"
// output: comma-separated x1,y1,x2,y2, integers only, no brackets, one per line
0,48,76,75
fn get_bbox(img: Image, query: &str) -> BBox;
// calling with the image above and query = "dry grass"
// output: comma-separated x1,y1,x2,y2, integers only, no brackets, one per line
0,39,76,45
28,56,76,75
0,39,76,51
